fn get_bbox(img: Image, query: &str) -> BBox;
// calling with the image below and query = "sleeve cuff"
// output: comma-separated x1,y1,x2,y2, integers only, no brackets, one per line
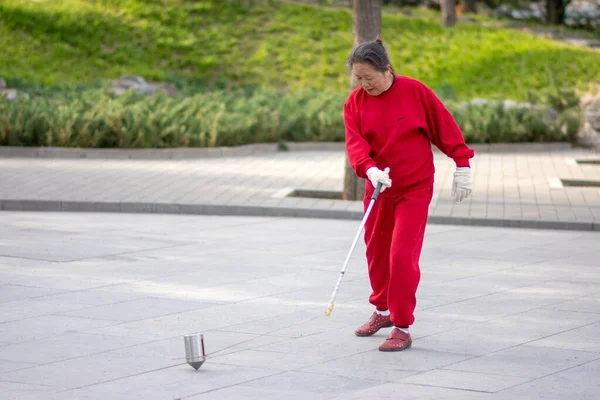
454,157,470,168
360,160,378,179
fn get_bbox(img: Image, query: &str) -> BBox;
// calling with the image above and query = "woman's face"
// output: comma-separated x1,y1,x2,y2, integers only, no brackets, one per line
352,63,392,96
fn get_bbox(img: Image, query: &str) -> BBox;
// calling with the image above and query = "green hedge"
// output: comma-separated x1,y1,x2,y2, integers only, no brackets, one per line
0,87,581,148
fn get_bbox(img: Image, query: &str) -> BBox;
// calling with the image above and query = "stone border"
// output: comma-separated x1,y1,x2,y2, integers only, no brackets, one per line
1,199,597,232
0,144,280,159
0,143,346,159
0,142,576,159
467,142,574,153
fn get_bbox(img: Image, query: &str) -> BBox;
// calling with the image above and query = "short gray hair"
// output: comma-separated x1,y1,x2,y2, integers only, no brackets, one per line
346,38,395,73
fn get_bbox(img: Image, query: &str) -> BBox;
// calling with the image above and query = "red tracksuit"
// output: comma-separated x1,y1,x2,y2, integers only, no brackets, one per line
344,75,474,327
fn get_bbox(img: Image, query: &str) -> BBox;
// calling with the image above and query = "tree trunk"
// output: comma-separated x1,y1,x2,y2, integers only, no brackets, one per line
343,0,382,201
441,0,457,27
352,0,382,46
546,0,566,25
463,0,477,14
351,0,383,93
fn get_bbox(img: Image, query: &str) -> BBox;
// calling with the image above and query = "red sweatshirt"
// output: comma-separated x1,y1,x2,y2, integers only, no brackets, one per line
344,75,474,197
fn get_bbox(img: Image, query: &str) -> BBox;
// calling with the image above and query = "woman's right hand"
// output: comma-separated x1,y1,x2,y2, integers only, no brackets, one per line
366,167,392,193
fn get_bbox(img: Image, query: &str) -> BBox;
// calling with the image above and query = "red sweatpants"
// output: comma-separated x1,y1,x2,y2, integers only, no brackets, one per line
363,183,433,327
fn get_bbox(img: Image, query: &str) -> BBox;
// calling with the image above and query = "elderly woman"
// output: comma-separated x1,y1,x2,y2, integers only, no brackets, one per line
344,38,474,352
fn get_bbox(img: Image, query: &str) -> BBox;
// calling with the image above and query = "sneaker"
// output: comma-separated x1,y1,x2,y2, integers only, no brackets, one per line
355,312,393,337
378,328,412,352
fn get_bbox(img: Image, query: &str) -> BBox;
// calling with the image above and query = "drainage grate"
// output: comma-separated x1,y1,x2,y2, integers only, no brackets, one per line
560,179,600,188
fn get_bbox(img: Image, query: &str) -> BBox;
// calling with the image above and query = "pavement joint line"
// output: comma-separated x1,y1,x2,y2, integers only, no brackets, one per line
394,382,497,394
71,362,185,391
179,370,291,399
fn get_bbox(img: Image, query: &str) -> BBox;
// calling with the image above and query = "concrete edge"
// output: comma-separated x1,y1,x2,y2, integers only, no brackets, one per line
0,142,578,160
0,144,281,159
1,200,597,232
0,143,347,159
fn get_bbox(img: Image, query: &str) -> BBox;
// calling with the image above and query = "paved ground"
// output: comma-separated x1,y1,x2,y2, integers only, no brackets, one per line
0,211,599,399
1,144,600,231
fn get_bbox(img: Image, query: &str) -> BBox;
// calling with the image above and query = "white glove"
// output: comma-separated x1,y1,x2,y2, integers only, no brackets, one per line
452,167,472,204
366,167,392,193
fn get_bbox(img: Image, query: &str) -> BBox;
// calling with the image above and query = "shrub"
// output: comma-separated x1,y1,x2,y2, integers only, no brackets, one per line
0,86,581,148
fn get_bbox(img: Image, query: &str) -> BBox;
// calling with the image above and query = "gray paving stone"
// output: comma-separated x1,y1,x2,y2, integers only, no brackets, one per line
0,333,147,364
276,280,370,308
0,233,189,263
254,327,381,360
299,347,472,378
444,345,600,378
479,393,565,400
0,285,64,304
217,308,355,338
54,260,200,282
1,212,599,399
68,363,286,400
83,299,303,341
240,370,383,396
210,349,324,371
526,322,600,353
112,330,289,361
545,297,600,314
400,369,532,393
500,359,600,399
0,345,187,390
59,297,218,322
510,280,600,300
419,270,546,303
185,385,333,400
326,382,490,400
414,308,600,356
0,297,104,324
497,308,600,337
413,324,535,356
1,273,123,292
0,315,119,344
417,290,562,323
0,359,37,373
0,380,57,400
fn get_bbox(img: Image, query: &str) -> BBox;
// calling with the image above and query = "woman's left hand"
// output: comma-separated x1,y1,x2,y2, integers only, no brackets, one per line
452,167,472,204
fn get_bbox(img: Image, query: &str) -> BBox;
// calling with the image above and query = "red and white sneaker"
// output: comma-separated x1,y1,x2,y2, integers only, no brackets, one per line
355,312,393,337
378,328,412,352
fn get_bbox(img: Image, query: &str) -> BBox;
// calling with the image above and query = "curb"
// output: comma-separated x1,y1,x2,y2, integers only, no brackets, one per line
0,142,577,159
1,199,597,232
0,143,346,159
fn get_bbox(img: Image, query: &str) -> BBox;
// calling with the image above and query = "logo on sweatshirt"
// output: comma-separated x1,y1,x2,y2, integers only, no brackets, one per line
397,116,405,121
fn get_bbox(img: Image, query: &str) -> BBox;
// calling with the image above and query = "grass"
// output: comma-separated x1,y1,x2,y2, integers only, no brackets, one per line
1,0,599,100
